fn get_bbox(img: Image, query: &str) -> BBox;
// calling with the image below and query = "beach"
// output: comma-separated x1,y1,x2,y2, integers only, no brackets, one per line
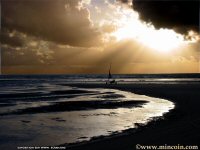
0,75,200,150
65,82,200,150
1,0,199,149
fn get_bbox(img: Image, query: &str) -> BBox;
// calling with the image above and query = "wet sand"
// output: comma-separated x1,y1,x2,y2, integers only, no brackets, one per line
2,84,169,149
64,82,200,150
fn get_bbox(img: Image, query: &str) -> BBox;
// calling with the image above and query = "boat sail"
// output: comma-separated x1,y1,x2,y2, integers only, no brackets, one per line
106,64,117,84
108,64,112,79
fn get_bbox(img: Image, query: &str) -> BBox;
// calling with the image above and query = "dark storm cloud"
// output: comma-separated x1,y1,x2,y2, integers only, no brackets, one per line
1,0,103,47
132,0,199,33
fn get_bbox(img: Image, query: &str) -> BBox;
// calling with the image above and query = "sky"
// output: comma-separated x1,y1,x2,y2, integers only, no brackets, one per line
1,0,200,74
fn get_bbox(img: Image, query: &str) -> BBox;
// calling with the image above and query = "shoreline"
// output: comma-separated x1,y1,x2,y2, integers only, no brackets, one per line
62,83,200,150
62,109,175,149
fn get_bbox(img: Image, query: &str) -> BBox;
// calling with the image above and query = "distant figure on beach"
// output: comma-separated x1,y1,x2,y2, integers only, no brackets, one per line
106,64,117,84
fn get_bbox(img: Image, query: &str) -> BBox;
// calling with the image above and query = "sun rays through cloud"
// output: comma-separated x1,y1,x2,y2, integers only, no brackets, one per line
110,3,199,53
1,0,200,74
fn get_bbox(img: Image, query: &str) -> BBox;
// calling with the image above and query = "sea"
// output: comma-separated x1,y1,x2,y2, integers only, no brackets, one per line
0,74,199,149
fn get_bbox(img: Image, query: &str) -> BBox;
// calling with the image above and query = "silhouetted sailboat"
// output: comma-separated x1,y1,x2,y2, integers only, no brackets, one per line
106,64,117,84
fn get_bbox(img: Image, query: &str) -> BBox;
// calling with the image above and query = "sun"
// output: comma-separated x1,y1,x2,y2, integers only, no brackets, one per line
111,6,193,53
136,28,186,53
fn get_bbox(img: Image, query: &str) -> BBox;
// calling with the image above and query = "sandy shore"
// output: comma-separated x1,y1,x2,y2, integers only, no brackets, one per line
63,82,200,150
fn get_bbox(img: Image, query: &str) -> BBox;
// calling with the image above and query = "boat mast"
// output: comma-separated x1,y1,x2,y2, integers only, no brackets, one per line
108,63,112,79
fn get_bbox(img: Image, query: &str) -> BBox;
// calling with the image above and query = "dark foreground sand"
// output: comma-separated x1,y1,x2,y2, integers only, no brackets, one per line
63,83,200,150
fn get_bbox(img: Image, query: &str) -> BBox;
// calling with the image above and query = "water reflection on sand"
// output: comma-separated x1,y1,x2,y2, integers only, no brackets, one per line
0,85,174,149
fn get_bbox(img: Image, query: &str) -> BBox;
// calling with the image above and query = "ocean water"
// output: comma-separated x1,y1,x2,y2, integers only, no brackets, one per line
0,74,200,84
1,74,195,149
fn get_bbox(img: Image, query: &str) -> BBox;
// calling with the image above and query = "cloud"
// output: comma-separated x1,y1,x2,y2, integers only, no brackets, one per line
118,0,132,5
1,0,199,74
2,37,199,74
1,0,103,47
1,31,55,66
132,0,199,33
0,29,24,47
2,45,45,66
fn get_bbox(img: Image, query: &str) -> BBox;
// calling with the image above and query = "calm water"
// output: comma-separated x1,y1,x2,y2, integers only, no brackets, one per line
0,74,200,84
1,74,194,149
